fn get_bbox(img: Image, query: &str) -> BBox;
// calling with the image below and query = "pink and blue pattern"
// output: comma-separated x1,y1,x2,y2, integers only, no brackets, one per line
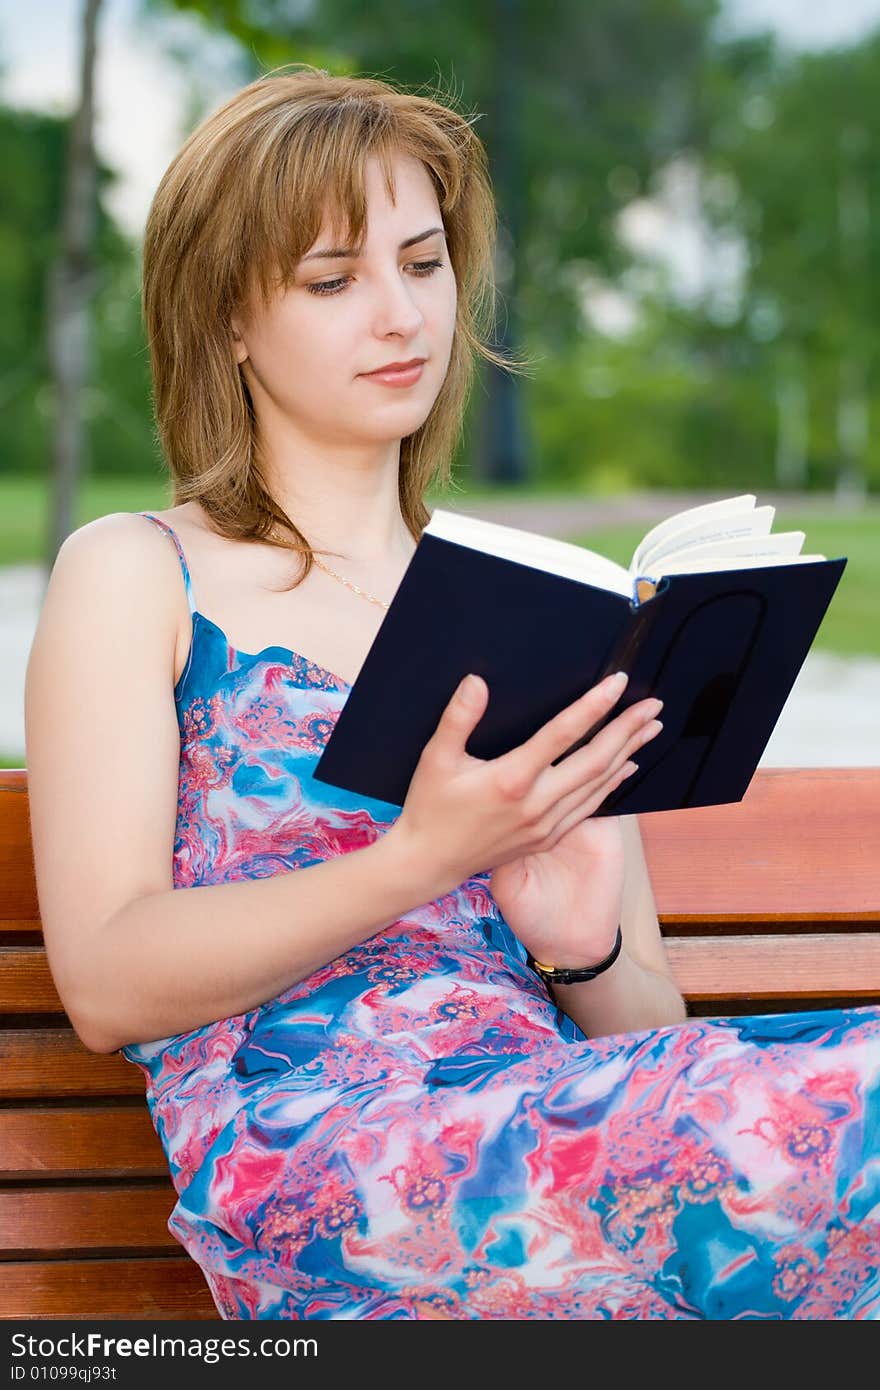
122,512,880,1320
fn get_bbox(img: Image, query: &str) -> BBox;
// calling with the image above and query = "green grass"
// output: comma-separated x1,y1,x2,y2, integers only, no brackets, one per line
0,475,174,564
1,475,877,656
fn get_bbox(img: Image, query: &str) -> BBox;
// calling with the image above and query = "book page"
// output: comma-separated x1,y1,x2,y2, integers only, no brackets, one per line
649,551,826,578
630,495,758,575
636,506,777,573
644,529,806,577
425,509,633,596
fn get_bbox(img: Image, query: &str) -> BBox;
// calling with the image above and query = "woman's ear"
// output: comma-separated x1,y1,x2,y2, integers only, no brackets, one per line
230,319,248,365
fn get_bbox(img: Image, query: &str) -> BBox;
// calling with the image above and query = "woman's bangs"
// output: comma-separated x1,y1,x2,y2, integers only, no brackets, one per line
262,117,410,294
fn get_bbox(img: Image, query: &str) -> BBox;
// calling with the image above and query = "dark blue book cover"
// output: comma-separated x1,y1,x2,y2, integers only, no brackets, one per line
313,530,846,814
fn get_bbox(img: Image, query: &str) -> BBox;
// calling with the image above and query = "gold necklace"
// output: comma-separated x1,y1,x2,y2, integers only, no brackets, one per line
310,553,391,611
268,522,400,611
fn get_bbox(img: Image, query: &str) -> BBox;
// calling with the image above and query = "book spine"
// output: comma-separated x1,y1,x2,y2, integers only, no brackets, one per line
634,577,659,605
605,591,660,681
553,597,662,767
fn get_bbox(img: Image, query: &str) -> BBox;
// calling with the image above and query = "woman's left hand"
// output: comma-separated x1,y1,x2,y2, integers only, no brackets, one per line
489,813,625,969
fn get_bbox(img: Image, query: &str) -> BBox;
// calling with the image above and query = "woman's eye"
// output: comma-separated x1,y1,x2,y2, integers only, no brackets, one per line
306,259,445,296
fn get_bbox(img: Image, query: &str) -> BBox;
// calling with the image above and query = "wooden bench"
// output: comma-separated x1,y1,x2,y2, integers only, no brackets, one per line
1,765,878,1320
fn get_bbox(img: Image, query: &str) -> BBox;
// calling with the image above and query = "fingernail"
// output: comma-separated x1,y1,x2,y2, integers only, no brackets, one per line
607,671,628,695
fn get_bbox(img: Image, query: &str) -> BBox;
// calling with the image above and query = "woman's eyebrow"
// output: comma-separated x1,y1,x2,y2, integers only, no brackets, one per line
300,226,446,262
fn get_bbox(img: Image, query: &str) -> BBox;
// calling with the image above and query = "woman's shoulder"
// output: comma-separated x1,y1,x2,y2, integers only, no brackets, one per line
46,509,196,659
130,501,204,537
62,502,227,569
53,506,201,582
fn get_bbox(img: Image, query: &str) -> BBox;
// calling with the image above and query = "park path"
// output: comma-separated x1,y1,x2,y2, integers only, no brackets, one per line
2,490,878,767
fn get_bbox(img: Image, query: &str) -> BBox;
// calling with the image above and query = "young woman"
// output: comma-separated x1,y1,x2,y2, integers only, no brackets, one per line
25,67,879,1320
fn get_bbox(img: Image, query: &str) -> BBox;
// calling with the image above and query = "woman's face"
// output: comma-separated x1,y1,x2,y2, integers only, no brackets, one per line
231,150,457,448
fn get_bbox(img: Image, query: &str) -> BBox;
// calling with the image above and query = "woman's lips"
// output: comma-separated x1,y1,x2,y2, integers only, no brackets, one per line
361,362,425,386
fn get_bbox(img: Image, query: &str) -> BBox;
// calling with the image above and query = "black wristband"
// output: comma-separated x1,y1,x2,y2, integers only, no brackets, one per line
528,925,623,985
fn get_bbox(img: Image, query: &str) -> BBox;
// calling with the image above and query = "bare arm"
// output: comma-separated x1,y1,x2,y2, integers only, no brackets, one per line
76,836,437,1055
547,815,688,1037
25,515,439,1056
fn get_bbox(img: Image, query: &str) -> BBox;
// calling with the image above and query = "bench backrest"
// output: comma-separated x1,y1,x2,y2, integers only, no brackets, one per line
1,765,878,1320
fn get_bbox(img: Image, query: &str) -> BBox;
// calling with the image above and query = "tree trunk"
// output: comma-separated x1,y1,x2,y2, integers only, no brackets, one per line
474,0,530,486
834,124,869,505
774,344,808,490
835,356,869,505
45,0,104,572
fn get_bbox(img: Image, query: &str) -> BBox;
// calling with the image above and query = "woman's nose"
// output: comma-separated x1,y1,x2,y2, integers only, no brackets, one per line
372,271,425,333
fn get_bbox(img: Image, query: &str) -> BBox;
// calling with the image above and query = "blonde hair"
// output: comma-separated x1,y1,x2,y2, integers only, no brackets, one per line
141,63,532,588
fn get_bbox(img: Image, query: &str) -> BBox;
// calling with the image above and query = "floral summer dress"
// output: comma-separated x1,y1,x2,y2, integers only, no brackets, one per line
121,512,880,1320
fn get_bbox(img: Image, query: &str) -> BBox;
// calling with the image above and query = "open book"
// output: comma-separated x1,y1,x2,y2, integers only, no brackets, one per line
424,493,824,602
314,495,846,814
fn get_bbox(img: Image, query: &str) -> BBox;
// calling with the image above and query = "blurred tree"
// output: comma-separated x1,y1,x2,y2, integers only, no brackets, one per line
6,2,878,513
698,33,880,499
45,0,105,567
0,77,146,491
146,0,722,484
0,108,67,478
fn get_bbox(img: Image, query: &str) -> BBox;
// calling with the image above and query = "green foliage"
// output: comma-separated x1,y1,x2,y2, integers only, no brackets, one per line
521,317,780,494
4,1,880,504
0,105,155,478
155,0,723,337
0,107,65,475
89,256,163,476
688,30,880,491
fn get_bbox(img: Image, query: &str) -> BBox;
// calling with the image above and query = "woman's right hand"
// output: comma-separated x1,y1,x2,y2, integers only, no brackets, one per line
386,670,664,899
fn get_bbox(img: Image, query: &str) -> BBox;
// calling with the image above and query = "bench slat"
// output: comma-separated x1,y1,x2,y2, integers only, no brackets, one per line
0,772,38,922
0,1030,144,1098
0,1108,165,1179
6,924,879,1025
641,767,880,922
0,1187,180,1257
4,752,875,1323
666,932,880,1000
0,949,62,1012
5,767,880,927
0,1258,218,1320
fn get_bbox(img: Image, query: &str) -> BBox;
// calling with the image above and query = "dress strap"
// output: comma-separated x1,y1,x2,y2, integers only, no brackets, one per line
138,512,198,615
